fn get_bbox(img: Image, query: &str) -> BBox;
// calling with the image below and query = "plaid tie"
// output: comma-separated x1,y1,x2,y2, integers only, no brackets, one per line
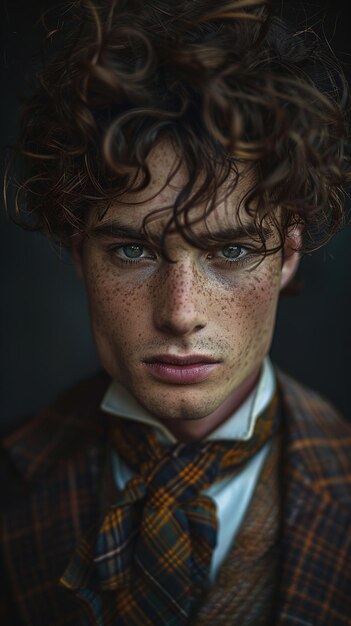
91,389,280,625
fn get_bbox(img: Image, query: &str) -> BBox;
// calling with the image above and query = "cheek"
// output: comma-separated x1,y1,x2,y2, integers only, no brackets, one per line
215,266,281,356
85,264,149,347
84,267,152,380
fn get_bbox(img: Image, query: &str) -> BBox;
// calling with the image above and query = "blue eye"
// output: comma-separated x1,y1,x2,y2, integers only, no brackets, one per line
121,244,145,259
222,245,247,260
109,243,156,264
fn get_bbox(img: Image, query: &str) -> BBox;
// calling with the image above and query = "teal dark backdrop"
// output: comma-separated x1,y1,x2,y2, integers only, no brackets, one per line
1,0,350,432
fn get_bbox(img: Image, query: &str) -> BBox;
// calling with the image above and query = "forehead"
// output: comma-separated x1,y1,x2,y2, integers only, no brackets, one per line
89,140,260,236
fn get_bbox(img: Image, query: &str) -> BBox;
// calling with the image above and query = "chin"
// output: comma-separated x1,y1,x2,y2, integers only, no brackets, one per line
136,386,226,421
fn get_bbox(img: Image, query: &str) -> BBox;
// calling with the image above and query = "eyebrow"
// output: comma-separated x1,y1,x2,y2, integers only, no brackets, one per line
89,220,273,245
90,223,149,241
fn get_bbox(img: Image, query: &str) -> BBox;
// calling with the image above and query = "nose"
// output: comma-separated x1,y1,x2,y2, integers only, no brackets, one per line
153,260,208,336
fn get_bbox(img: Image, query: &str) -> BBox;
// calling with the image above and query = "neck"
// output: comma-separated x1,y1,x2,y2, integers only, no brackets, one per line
158,366,261,443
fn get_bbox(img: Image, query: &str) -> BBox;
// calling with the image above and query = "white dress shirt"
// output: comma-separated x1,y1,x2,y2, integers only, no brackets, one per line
100,357,275,583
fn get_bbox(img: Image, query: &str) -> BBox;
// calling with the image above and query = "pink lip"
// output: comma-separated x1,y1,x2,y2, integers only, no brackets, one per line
143,354,221,384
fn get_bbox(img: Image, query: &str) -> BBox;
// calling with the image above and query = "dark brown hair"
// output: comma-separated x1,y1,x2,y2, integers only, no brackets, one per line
5,0,351,254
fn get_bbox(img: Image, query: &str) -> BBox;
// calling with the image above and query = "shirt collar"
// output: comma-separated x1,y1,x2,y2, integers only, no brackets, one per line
100,357,275,444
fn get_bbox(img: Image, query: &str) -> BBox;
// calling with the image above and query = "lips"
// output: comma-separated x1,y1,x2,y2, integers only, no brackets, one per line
142,354,221,384
145,354,219,365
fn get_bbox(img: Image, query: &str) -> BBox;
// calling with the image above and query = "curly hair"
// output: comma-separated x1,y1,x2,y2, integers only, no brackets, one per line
5,0,351,254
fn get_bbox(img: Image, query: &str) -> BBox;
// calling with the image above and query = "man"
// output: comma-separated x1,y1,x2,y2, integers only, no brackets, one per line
1,0,351,624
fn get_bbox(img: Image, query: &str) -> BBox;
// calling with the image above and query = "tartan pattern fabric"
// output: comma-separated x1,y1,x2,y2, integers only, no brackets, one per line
192,435,281,626
1,369,351,625
275,372,351,626
60,391,280,625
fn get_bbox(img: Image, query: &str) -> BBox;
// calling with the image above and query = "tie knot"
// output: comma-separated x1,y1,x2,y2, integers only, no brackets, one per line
108,389,279,508
145,442,222,507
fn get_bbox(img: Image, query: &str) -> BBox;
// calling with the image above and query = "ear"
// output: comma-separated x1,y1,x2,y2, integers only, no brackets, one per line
71,232,85,281
280,226,302,292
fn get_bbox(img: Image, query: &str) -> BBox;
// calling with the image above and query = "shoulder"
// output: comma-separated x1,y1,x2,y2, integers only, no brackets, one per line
277,369,350,437
0,373,112,618
276,369,351,506
1,371,111,496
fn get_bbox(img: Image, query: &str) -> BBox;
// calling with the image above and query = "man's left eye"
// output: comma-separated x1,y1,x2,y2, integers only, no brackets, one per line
221,245,248,260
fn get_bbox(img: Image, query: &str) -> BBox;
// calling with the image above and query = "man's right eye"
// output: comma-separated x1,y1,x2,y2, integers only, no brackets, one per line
109,243,155,263
120,244,145,259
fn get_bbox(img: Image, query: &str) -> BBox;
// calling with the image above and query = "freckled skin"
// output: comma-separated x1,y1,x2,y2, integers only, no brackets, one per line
75,142,299,441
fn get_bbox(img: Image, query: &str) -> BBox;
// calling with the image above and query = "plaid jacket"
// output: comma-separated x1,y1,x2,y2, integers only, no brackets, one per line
1,370,351,626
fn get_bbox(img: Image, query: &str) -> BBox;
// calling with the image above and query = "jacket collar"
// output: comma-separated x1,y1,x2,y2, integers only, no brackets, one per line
2,372,110,483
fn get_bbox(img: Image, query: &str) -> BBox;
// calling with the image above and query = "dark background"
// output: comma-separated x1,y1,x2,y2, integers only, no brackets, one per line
1,0,350,433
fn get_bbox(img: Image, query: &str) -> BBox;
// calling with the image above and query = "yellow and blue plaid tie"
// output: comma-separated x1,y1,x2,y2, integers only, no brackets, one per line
61,389,280,625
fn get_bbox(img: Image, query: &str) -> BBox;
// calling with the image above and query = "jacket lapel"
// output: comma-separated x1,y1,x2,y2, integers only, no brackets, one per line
276,465,351,625
275,372,351,625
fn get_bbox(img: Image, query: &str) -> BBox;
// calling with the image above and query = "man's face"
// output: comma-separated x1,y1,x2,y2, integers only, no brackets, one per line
75,142,299,428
